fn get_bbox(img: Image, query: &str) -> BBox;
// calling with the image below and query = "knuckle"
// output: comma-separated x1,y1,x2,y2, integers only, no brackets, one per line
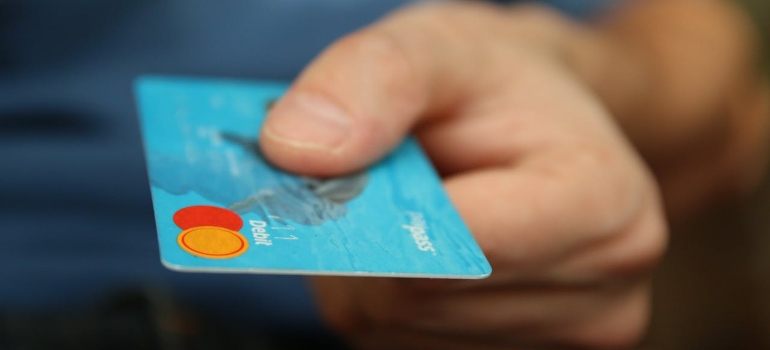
601,188,669,279
569,141,661,248
624,210,668,276
542,143,644,236
579,148,641,227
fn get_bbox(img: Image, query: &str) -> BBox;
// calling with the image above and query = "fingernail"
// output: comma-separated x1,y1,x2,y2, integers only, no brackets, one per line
263,93,352,152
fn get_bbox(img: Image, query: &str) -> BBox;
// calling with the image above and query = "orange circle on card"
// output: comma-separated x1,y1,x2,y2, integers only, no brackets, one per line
178,226,248,259
173,205,243,231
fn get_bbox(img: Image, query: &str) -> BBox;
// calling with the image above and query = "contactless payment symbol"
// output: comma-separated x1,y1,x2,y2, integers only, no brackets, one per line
173,205,248,259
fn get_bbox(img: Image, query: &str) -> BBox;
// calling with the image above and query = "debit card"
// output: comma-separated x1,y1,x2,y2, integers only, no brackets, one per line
135,76,491,279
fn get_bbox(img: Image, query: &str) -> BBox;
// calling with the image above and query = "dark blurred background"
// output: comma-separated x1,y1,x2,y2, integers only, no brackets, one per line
1,1,768,349
641,2,770,349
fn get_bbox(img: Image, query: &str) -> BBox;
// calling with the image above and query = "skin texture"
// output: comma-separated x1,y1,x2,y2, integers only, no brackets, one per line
258,0,769,349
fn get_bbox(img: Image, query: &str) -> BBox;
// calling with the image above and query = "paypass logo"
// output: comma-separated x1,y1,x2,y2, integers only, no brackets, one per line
403,211,436,255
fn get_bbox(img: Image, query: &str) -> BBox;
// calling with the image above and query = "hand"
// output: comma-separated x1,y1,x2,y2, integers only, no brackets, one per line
259,2,667,349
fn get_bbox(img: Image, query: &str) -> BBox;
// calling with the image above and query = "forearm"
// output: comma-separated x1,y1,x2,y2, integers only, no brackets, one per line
561,0,770,219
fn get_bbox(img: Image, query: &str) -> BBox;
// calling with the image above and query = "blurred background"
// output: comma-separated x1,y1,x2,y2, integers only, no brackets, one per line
641,0,770,349
1,0,768,349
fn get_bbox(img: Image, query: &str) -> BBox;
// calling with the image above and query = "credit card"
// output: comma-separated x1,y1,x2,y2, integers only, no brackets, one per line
135,76,491,278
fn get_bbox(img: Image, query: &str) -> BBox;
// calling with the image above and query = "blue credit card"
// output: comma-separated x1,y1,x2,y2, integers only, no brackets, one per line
135,76,491,279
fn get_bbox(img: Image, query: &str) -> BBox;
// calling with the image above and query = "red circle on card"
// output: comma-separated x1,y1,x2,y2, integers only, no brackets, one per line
173,205,243,231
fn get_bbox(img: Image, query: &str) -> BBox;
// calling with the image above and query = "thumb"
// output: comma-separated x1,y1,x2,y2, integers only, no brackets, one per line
259,4,488,176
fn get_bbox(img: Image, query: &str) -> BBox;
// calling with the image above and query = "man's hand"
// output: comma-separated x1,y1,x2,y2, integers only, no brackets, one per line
259,3,668,348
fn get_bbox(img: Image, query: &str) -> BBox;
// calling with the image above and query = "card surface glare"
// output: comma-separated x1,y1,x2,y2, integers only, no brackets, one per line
135,76,491,278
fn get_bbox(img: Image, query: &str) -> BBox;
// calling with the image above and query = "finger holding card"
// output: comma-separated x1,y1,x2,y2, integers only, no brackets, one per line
261,2,668,349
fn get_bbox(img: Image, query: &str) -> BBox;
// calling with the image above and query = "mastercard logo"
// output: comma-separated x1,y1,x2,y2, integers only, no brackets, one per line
173,205,249,259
